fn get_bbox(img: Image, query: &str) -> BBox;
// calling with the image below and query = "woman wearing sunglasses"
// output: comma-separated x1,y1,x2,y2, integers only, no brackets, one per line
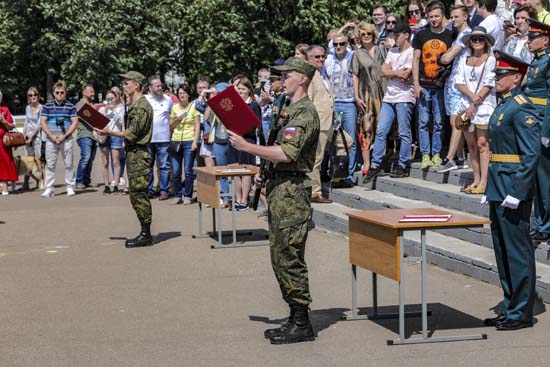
351,22,387,175
21,86,44,190
454,26,497,195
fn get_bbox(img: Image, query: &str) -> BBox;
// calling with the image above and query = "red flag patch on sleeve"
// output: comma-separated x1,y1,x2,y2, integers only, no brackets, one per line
283,127,297,142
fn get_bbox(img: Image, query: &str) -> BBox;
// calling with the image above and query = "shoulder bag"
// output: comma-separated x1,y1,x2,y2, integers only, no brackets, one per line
456,58,487,131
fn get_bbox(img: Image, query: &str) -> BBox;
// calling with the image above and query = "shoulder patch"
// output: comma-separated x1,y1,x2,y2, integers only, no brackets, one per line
282,127,297,142
514,95,528,105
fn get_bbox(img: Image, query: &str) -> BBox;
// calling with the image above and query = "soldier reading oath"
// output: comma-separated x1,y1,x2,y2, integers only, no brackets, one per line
228,58,320,344
94,71,154,248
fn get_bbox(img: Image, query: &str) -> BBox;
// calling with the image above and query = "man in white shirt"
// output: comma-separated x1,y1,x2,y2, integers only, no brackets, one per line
478,0,505,50
145,76,173,200
364,23,416,183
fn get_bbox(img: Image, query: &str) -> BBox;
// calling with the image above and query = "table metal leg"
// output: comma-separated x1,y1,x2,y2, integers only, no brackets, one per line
388,229,487,345
399,230,405,340
192,202,209,239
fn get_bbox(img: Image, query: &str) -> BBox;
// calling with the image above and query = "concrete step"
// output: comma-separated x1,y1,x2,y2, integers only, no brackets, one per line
311,201,550,303
359,175,489,218
409,161,475,187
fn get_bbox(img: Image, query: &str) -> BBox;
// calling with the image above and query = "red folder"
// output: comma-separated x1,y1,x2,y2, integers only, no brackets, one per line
77,102,110,130
206,86,260,136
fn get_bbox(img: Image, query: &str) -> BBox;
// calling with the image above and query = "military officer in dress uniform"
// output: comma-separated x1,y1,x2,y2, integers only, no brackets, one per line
94,71,154,248
524,19,550,242
482,52,540,330
228,58,320,344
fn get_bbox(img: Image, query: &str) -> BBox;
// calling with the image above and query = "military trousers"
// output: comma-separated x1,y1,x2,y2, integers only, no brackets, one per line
489,200,536,321
129,174,152,225
533,144,550,234
267,177,312,306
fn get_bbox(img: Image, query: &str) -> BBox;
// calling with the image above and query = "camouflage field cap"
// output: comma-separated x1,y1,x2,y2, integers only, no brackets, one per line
119,71,146,84
271,57,316,79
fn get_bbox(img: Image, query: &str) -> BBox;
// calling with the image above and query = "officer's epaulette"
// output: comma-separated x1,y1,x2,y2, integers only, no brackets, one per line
514,94,528,105
537,50,547,58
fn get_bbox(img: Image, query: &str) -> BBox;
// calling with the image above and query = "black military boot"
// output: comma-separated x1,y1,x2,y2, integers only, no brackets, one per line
270,305,315,344
125,223,154,248
264,306,295,339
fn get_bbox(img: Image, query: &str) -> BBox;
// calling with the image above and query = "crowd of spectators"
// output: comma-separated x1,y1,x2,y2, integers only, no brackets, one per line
1,0,550,205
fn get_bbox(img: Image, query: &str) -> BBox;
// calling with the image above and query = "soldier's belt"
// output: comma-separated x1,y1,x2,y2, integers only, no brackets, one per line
490,154,521,163
269,171,307,179
528,97,547,106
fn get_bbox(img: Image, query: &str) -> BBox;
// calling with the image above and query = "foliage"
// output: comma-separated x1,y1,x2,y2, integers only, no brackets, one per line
0,0,406,100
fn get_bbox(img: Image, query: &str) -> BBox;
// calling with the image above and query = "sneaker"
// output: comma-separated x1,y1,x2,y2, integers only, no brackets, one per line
436,159,458,173
103,186,111,194
390,166,408,178
1,191,9,196
362,166,381,184
171,198,183,205
431,154,443,167
75,183,86,190
41,189,54,198
237,202,249,211
257,209,268,218
119,177,126,186
456,158,469,169
183,197,192,205
421,155,432,169
112,186,119,194
67,188,76,197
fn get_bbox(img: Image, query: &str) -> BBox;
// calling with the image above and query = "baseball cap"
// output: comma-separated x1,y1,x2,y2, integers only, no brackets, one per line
271,57,316,79
215,82,229,93
392,22,412,35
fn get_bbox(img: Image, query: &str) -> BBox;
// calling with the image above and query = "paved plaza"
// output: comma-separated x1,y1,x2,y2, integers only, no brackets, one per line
1,155,550,367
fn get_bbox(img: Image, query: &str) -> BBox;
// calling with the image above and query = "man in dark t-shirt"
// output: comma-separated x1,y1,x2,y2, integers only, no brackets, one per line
412,1,454,169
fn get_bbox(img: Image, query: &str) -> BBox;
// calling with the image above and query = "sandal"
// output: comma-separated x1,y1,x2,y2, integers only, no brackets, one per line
461,184,476,193
468,186,485,195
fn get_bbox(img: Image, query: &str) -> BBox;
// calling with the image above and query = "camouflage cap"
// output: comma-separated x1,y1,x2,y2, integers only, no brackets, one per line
119,71,146,84
271,57,316,80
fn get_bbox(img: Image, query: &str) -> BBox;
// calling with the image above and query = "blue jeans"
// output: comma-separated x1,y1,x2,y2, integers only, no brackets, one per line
417,88,445,156
148,142,171,196
170,141,196,199
335,102,357,180
76,137,97,185
371,102,414,168
213,143,230,201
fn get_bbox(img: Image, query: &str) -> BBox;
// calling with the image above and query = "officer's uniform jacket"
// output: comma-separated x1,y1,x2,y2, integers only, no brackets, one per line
124,96,153,178
524,48,550,119
486,87,541,202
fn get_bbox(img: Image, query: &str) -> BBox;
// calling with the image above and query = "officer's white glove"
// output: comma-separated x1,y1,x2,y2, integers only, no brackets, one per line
480,195,488,205
542,137,550,148
501,195,520,209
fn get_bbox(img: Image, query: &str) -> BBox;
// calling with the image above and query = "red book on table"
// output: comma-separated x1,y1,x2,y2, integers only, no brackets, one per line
77,102,110,130
206,86,260,136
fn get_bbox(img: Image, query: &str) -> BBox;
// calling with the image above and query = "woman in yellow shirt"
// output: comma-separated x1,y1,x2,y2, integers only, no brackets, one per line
169,83,200,205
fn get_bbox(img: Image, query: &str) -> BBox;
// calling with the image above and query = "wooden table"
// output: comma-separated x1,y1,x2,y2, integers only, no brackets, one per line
344,208,491,345
192,164,267,248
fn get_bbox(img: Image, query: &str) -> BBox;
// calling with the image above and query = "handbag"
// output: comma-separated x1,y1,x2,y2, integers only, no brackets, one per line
3,130,26,148
329,127,350,179
455,58,487,131
167,141,181,155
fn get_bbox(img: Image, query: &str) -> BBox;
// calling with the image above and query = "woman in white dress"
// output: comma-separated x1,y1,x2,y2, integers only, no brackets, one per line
455,27,497,195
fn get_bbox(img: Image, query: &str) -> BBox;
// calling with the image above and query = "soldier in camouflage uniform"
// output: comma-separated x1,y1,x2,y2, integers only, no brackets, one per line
94,71,154,248
228,57,320,344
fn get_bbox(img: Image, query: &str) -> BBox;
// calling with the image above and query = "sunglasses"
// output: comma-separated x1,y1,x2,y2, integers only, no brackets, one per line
386,20,398,25
470,37,485,43
312,54,325,59
334,41,347,47
360,32,374,37
409,9,421,15
27,93,38,97
54,91,65,95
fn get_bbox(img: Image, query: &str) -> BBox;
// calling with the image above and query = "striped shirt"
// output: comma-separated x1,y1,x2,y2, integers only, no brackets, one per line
40,100,77,135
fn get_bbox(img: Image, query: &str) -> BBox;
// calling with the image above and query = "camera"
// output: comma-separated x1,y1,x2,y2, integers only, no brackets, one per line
56,118,65,127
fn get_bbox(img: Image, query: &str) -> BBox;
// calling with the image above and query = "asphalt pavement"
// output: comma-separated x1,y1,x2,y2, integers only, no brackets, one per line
1,152,549,367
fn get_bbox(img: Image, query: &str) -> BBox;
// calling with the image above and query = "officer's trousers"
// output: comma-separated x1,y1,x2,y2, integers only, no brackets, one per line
267,177,312,306
490,200,536,321
533,145,550,233
129,174,152,225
